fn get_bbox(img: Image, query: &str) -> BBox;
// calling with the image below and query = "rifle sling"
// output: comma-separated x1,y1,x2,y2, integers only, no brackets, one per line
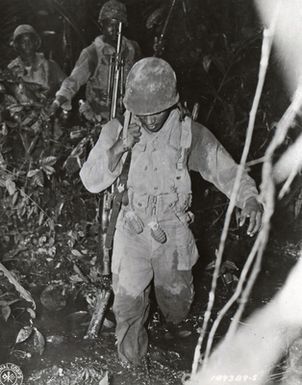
105,151,131,249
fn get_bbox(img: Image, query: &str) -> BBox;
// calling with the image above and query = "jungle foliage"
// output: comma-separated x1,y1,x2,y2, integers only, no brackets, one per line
0,0,301,364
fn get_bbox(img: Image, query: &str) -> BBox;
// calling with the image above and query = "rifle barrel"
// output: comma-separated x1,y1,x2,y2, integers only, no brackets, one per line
106,55,114,107
154,0,177,56
110,21,123,120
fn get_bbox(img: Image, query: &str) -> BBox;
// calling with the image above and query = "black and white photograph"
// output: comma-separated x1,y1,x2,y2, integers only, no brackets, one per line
0,0,301,384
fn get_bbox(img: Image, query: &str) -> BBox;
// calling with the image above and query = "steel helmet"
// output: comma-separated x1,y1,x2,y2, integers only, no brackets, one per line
13,24,40,42
12,24,41,47
98,0,127,25
123,57,179,115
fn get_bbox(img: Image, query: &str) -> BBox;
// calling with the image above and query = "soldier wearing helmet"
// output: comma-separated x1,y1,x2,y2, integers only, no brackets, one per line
8,24,65,100
51,0,141,123
80,57,263,365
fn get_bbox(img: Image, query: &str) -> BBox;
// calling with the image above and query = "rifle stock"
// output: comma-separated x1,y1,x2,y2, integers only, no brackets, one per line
99,191,112,276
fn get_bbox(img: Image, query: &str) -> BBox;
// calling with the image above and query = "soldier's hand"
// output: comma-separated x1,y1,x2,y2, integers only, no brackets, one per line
239,197,263,237
125,123,141,149
49,99,61,117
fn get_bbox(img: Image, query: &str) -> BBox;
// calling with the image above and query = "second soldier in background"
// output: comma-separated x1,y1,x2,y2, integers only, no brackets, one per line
51,0,141,123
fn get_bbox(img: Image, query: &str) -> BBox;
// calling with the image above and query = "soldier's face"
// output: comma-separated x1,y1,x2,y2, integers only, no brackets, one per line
137,109,170,133
16,33,37,56
102,19,120,46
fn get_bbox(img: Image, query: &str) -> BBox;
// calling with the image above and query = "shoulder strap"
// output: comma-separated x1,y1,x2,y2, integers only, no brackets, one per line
177,117,192,170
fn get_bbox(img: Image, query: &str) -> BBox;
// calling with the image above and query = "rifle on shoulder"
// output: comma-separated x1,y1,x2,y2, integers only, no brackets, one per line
87,23,128,338
87,112,131,340
98,21,124,276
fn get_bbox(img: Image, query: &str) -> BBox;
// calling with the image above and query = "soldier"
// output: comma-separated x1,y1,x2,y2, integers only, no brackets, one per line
50,0,141,123
79,57,263,365
8,24,65,101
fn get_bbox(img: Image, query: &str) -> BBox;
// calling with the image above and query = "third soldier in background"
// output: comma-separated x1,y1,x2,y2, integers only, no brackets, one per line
8,24,65,103
50,0,141,123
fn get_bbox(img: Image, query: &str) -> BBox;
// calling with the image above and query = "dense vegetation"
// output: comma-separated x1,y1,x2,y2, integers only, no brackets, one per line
0,0,301,383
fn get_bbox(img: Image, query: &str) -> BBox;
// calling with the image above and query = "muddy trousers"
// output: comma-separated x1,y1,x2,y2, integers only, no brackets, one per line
112,221,196,364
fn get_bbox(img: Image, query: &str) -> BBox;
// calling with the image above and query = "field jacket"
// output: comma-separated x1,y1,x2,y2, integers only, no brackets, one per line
8,53,65,99
80,108,259,212
56,35,140,121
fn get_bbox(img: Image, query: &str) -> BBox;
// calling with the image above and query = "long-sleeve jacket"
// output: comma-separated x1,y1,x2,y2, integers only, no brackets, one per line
80,109,258,210
56,35,140,121
8,53,65,99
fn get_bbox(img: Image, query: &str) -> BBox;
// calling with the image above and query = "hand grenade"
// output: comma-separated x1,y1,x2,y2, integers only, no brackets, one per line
125,211,144,234
149,221,167,244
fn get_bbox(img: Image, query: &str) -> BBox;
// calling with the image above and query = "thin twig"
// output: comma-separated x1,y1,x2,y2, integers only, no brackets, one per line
191,21,275,375
192,3,280,374
16,187,53,223
227,84,302,339
246,156,267,167
201,4,284,369
206,34,261,122
226,225,270,340
203,234,261,359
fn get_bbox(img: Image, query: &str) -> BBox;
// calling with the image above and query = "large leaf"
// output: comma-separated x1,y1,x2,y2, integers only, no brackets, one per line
12,190,19,206
71,249,83,258
27,169,40,178
1,305,11,322
0,262,36,310
27,205,35,219
48,219,55,232
8,105,23,114
32,170,44,187
38,211,45,226
41,156,57,167
27,307,36,319
42,165,55,176
5,178,16,195
33,328,45,355
16,325,33,344
0,151,6,164
69,274,85,284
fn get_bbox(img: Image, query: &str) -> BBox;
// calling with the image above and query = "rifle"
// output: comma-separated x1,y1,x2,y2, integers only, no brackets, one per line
98,21,124,276
110,21,124,120
86,21,127,339
104,110,132,252
153,0,177,57
87,113,131,340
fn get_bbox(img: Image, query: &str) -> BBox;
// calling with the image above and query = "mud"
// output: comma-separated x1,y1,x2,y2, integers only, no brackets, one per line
1,210,300,384
0,1,301,384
